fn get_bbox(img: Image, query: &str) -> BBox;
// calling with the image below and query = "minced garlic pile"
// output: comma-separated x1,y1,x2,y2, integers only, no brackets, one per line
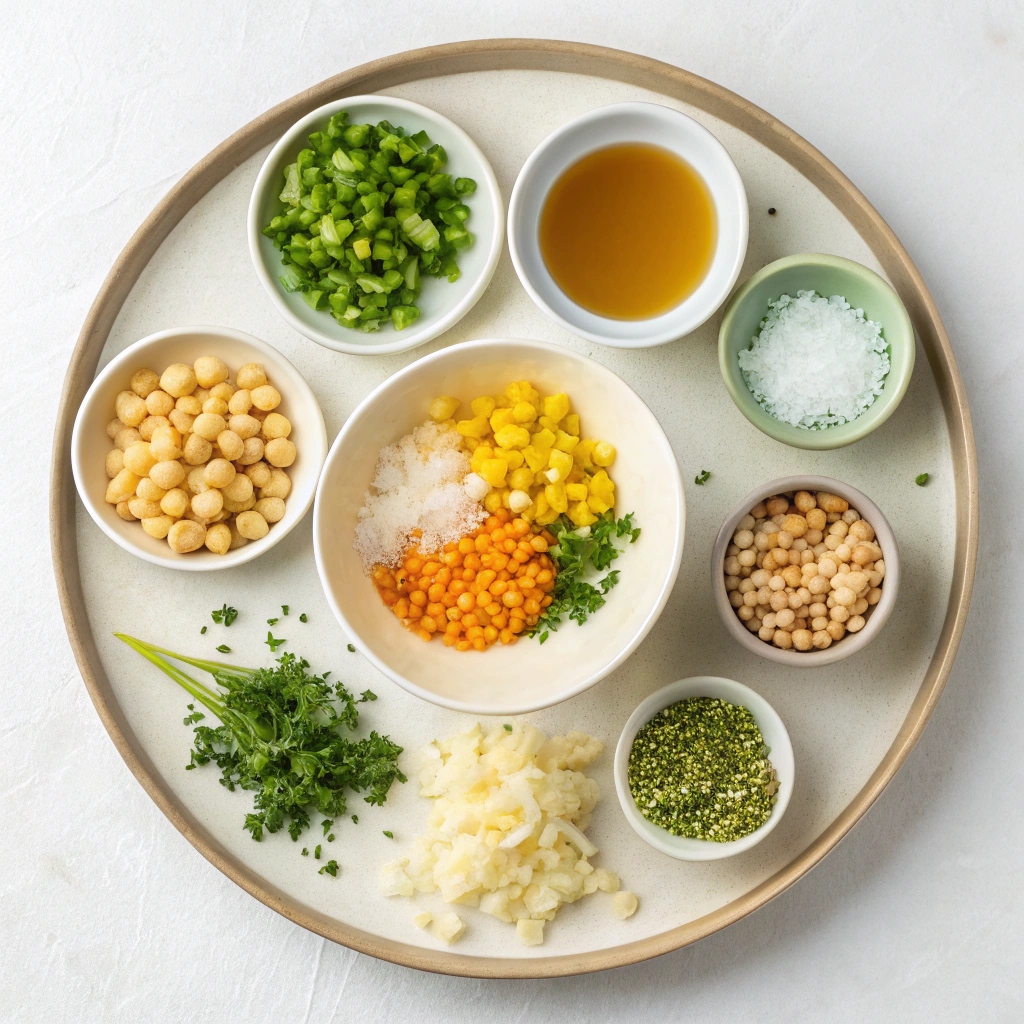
379,722,637,946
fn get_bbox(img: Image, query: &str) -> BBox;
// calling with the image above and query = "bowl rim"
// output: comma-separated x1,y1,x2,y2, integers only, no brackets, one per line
613,675,795,860
507,100,749,349
711,474,901,666
718,252,916,450
312,335,687,714
71,325,328,572
247,94,505,357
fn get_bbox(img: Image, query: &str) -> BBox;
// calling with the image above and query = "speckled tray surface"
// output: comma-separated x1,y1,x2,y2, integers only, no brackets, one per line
50,41,977,978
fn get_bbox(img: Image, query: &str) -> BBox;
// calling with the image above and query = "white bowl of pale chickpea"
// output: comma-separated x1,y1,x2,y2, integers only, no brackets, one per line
72,326,327,570
712,476,900,665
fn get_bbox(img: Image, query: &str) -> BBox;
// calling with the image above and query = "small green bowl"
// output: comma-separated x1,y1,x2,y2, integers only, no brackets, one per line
718,253,915,450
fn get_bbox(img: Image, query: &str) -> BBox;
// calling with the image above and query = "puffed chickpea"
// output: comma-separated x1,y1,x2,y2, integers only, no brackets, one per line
182,432,213,466
228,389,252,415
138,415,169,441
852,598,869,616
723,555,741,576
842,508,860,525
222,472,254,503
260,468,291,500
253,496,286,523
765,496,789,516
105,449,125,478
776,531,793,551
122,441,156,476
737,548,756,568
738,604,754,621
168,408,195,434
261,413,292,441
769,591,789,612
867,587,883,606
244,461,272,489
193,355,229,388
191,488,224,519
135,478,166,502
114,426,141,452
792,491,815,513
846,614,866,633
733,529,754,549
127,496,162,520
115,500,136,521
772,629,793,649
223,493,257,514
227,519,248,550
238,436,265,465
209,381,234,403
160,363,197,398
201,396,228,418
145,390,175,417
826,620,846,642
236,362,267,390
105,469,140,504
775,608,796,629
828,520,849,538
250,384,281,412
175,395,203,416
816,491,849,514
228,414,261,440
738,578,756,594
167,519,206,553
805,507,826,531
116,390,148,427
738,514,756,532
781,514,808,538
835,543,852,563
140,515,174,539
792,629,814,651
810,615,829,631
212,429,242,462
758,625,775,642
202,458,235,489
149,460,186,490
812,630,832,650
264,437,296,468
130,368,160,398
781,565,802,588
204,522,232,554
105,418,123,440
186,467,209,495
235,510,269,540
160,488,189,517
192,412,226,441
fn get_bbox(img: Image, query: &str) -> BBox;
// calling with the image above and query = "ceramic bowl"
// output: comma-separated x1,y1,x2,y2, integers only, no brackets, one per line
507,101,748,348
614,676,794,861
712,475,900,666
718,253,916,449
313,337,685,715
72,326,328,571
248,95,504,356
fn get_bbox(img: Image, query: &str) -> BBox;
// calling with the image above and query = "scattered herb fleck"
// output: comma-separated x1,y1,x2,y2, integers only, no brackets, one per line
530,512,639,640
321,818,333,836
351,815,359,824
265,632,286,652
299,613,308,623
200,626,207,635
301,848,308,856
327,833,335,842
383,830,393,839
915,473,930,486
215,644,231,654
628,697,778,842
347,644,356,653
314,844,322,860
211,605,238,627
503,724,513,733
282,605,289,616
183,703,205,726
267,618,279,626
695,469,711,485
319,859,339,877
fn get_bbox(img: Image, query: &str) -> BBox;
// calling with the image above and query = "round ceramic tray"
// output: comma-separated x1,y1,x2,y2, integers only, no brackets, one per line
50,40,978,978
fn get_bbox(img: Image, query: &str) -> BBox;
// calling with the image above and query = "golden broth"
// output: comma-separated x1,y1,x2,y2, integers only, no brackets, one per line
539,143,717,320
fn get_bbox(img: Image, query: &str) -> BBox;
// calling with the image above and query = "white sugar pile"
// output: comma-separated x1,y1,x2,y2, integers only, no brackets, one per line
738,290,890,429
354,420,487,571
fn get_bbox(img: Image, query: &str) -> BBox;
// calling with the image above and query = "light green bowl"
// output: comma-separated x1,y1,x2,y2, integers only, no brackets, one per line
718,253,915,450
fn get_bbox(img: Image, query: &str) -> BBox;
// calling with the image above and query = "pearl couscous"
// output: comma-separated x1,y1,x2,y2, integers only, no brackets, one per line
103,357,295,555
723,490,886,651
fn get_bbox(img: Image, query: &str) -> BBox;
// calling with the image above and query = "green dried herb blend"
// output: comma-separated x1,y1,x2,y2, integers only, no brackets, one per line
627,698,778,842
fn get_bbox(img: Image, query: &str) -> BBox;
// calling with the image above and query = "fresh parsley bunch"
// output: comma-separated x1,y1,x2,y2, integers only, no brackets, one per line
117,635,406,844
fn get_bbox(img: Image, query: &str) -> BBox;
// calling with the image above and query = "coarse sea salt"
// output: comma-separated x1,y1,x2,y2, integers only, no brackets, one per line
354,420,487,571
738,290,890,429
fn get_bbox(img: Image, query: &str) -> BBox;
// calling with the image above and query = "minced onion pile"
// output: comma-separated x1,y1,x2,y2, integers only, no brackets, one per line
628,698,778,842
738,290,890,429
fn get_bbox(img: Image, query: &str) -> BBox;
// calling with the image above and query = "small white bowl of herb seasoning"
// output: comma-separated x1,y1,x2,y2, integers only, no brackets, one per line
614,677,794,860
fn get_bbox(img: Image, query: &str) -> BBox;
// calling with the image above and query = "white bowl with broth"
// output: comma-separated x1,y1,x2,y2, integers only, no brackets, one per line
312,338,685,715
508,102,748,348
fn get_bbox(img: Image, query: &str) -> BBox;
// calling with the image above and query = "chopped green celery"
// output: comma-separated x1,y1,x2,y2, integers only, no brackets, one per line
352,237,372,261
403,257,420,292
332,149,357,174
441,255,461,282
407,218,440,251
279,265,308,292
326,268,354,286
382,269,403,291
343,123,370,147
454,177,477,195
303,289,327,310
349,150,370,172
342,304,361,321
395,208,421,233
426,173,453,197
391,305,419,330
397,138,422,163
372,241,392,260
297,208,318,227
346,251,365,274
308,250,332,269
391,186,417,208
326,111,349,137
279,164,301,206
356,274,386,294
389,165,415,185
362,191,386,211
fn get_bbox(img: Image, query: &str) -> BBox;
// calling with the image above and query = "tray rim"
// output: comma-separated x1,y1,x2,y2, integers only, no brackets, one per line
49,38,979,979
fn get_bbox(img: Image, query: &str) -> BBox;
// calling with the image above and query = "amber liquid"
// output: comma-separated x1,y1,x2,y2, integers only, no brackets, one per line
539,143,717,320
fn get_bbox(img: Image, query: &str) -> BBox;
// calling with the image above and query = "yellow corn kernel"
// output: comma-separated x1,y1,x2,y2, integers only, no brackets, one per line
512,401,536,424
547,449,573,482
589,469,615,500
544,482,568,514
565,482,588,502
500,487,512,509
534,491,549,517
509,467,535,491
492,393,511,409
592,441,617,467
563,413,580,436
573,439,596,469
506,380,540,405
542,393,570,422
536,508,560,526
553,429,579,453
569,501,598,528
538,415,560,433
519,505,536,523
483,490,504,513
566,466,585,484
480,459,508,488
523,446,547,473
489,408,516,433
470,444,493,473
587,494,612,515
471,395,496,418
429,396,460,421
456,415,489,439
505,449,525,470
530,428,555,451
494,424,530,449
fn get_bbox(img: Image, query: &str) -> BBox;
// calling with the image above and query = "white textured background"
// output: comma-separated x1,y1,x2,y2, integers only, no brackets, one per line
4,2,1022,1020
